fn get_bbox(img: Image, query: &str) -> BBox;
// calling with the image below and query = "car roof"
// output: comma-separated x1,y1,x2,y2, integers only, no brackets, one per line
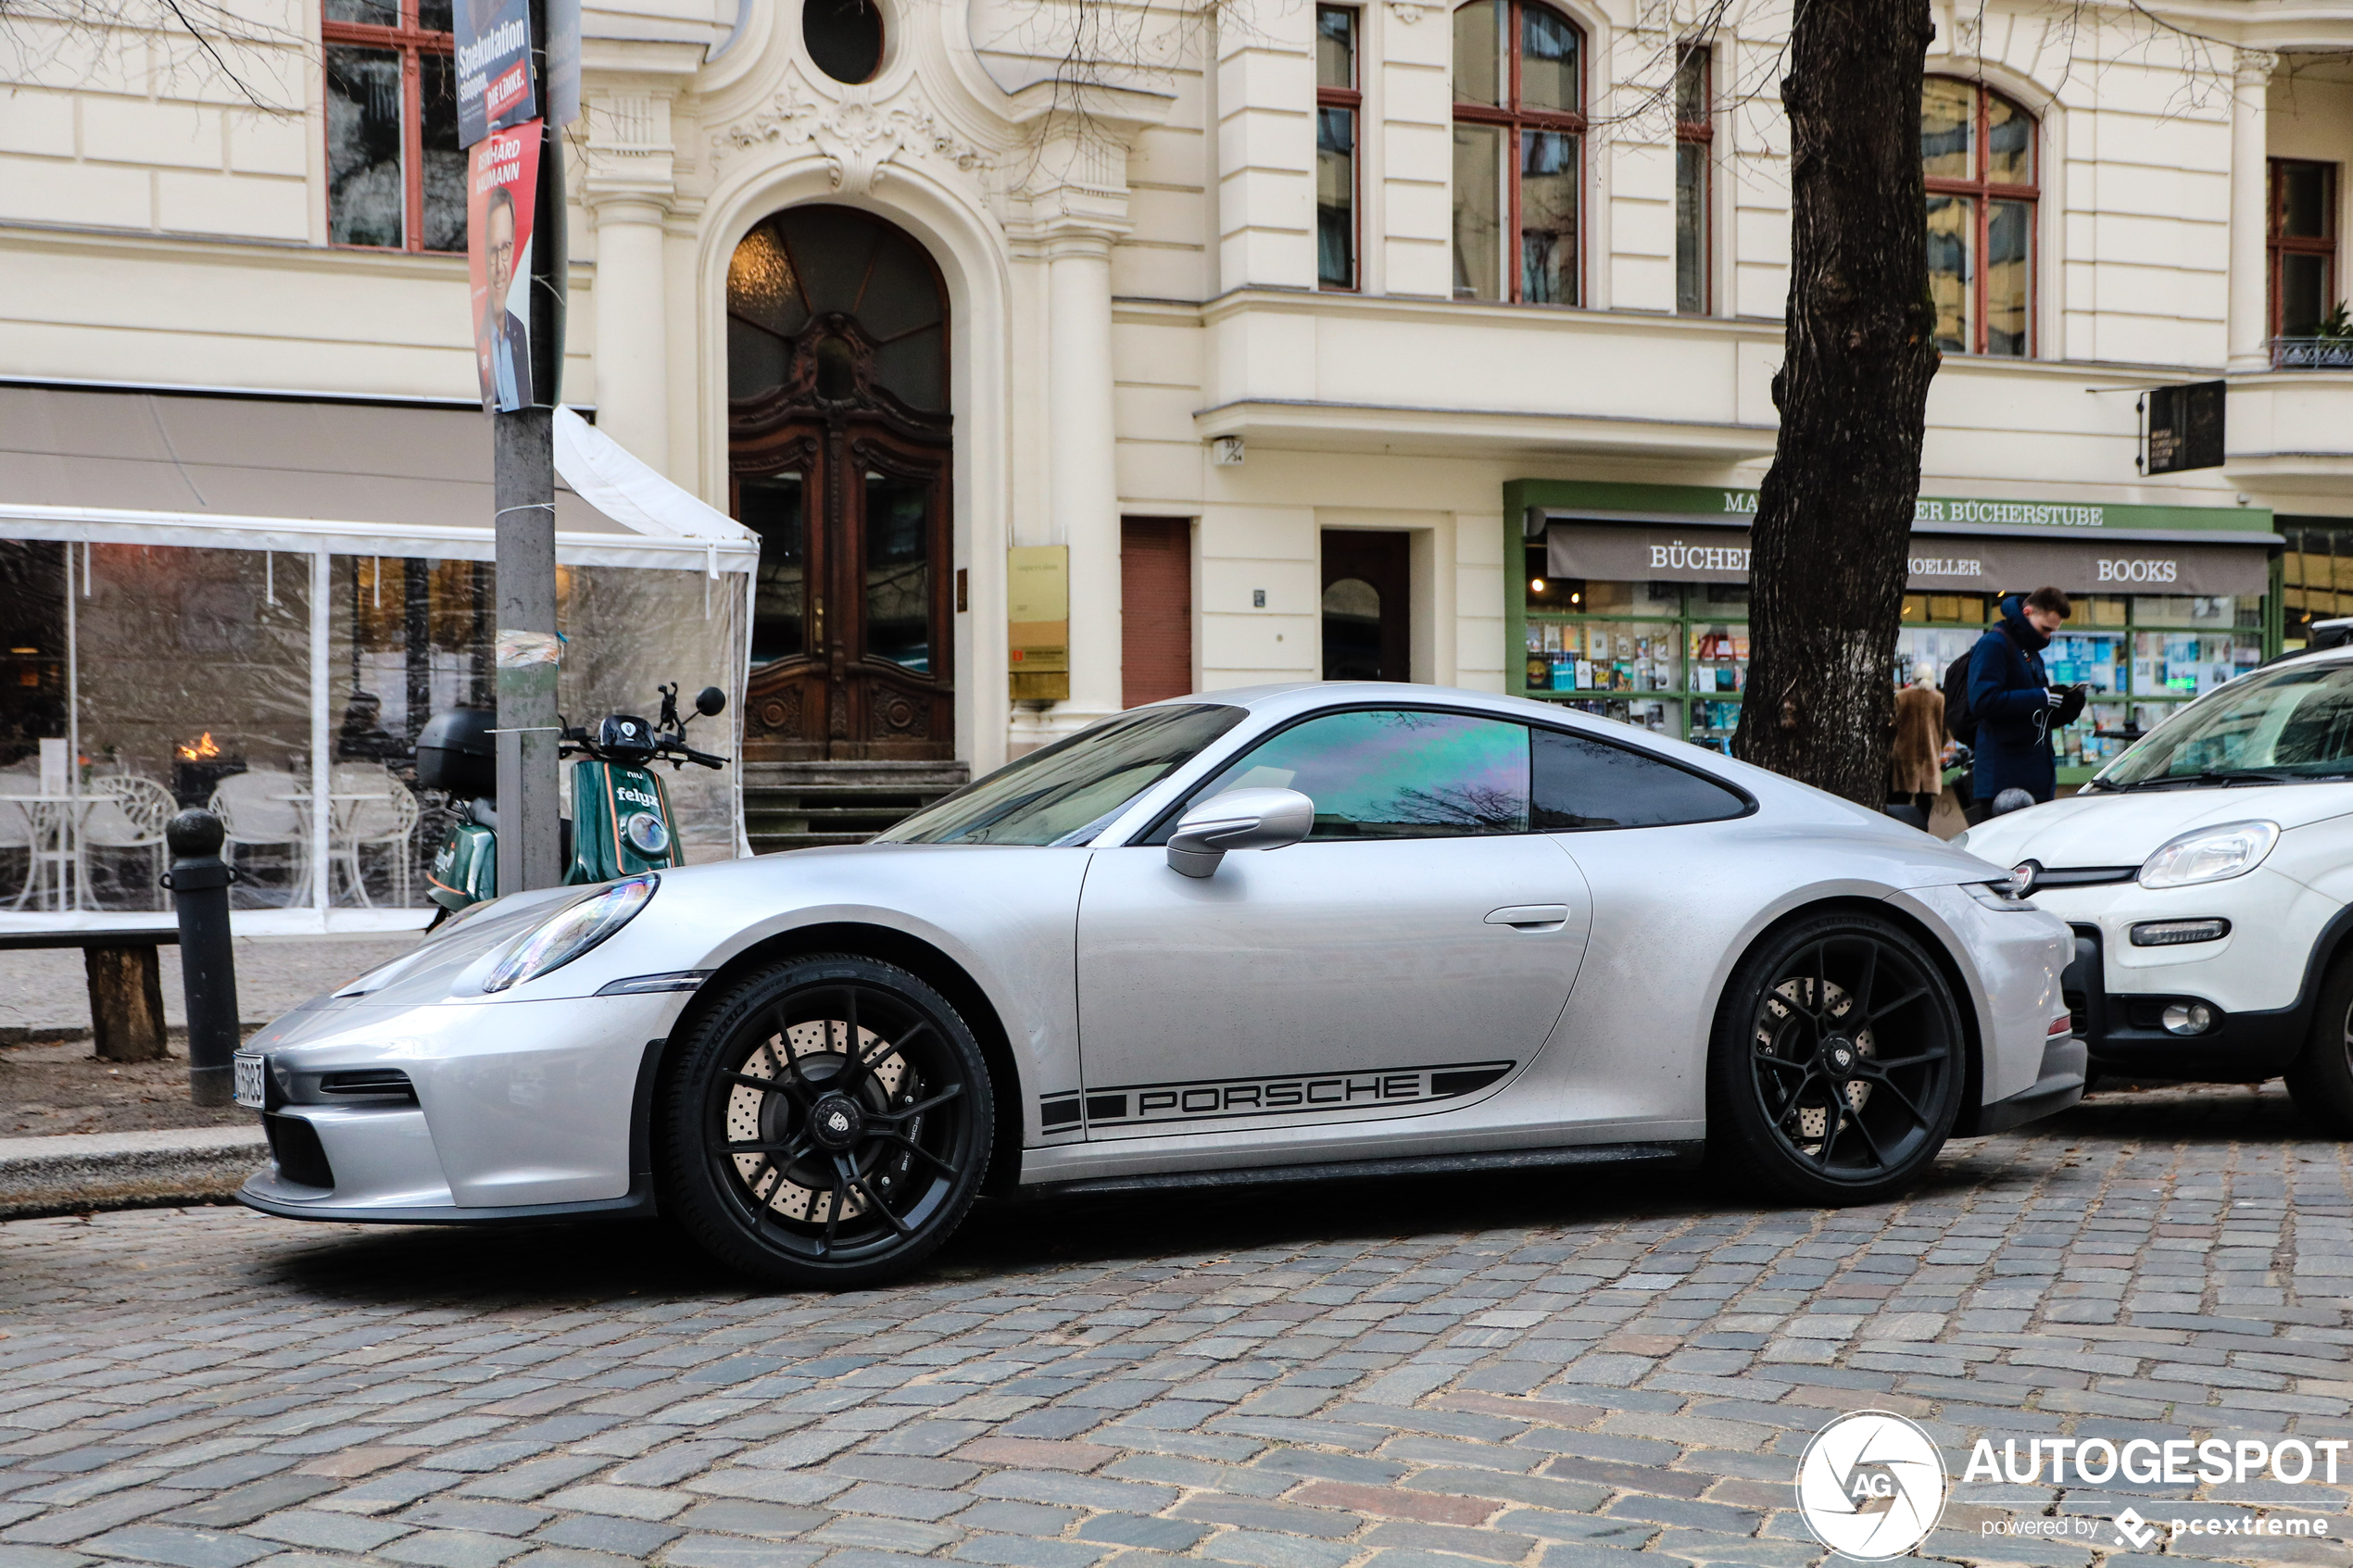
1157,682,1608,726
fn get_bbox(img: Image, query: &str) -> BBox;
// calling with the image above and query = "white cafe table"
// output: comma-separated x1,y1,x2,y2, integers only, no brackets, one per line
0,793,107,911
271,789,405,908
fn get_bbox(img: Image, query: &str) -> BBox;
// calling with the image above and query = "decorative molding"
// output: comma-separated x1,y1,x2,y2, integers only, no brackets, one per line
2234,46,2280,87
584,91,678,207
711,81,990,194
1386,0,1430,21
1949,5,1981,58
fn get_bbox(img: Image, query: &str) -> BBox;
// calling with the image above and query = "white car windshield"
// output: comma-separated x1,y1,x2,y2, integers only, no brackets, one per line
876,703,1248,846
2098,660,2353,788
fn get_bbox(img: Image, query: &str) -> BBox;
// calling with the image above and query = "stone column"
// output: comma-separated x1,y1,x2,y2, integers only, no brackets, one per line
584,93,677,470
1046,222,1125,731
1000,83,1173,756
2229,49,2278,373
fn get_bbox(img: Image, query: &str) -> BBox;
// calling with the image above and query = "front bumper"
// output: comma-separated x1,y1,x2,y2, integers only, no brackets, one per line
233,990,679,1223
2061,925,2307,1079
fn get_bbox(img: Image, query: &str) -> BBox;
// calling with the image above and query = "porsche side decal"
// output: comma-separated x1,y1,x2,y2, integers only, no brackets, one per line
1055,1060,1516,1129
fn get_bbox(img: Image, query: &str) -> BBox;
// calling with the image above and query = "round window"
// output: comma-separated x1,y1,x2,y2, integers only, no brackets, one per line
804,0,884,83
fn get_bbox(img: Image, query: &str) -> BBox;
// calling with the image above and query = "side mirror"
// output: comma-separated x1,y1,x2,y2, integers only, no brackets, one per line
1166,787,1315,878
695,686,727,717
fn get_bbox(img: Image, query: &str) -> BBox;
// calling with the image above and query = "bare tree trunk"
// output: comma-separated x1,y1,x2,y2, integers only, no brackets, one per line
1730,0,1941,803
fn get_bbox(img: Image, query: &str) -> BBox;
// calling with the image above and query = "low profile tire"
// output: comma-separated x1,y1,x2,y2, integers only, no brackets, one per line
1708,912,1967,1206
2284,954,2353,1136
656,953,992,1287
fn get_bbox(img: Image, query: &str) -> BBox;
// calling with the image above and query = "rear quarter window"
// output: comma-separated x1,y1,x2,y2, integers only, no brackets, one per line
1531,727,1750,830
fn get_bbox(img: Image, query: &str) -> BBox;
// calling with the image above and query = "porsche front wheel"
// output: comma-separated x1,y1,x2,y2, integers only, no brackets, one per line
656,955,992,1287
1709,914,1965,1205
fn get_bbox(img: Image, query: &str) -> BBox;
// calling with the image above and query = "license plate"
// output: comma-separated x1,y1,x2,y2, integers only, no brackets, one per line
233,1052,267,1110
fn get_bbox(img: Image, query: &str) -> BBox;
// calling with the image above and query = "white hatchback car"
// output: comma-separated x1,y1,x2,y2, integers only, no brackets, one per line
1958,645,2353,1129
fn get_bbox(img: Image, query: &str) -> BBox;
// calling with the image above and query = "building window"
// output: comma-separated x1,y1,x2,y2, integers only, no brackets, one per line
1673,44,1710,315
2271,159,2340,339
323,0,465,252
1317,6,1360,291
1921,77,2035,357
1452,0,1583,305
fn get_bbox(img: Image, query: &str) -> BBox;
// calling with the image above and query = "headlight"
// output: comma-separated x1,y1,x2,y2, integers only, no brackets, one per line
2137,821,2279,890
1966,880,2036,911
483,876,657,993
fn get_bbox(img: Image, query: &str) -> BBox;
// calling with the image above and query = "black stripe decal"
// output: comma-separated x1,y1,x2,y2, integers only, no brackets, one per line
1076,1060,1516,1128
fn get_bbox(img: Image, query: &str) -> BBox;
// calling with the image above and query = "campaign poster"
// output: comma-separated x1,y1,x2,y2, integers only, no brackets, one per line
468,120,540,413
456,0,535,148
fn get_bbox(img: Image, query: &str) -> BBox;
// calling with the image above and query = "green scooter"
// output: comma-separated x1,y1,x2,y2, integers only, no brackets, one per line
418,683,727,917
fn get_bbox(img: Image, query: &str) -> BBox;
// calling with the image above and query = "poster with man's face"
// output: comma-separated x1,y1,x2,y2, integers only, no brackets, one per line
467,120,540,414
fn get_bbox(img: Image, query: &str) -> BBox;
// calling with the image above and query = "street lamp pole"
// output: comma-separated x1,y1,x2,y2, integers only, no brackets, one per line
493,0,565,896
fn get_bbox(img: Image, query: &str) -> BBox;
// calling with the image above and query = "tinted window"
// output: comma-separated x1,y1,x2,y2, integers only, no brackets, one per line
1531,727,1747,829
1187,709,1530,839
878,704,1245,847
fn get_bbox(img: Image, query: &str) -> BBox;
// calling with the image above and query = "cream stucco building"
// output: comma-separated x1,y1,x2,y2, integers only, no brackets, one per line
5,0,2353,792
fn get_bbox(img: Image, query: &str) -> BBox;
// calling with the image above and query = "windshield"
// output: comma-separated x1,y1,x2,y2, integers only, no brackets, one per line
875,704,1248,846
2099,661,2353,787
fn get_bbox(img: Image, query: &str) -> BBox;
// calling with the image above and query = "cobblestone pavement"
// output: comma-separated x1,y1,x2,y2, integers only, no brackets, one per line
2,1084,2351,1568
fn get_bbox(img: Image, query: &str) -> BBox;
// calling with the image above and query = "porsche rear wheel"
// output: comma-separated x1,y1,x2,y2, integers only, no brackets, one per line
656,954,992,1287
1709,913,1965,1205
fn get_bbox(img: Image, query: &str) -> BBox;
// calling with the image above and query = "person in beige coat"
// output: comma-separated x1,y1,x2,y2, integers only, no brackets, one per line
1891,675,1948,815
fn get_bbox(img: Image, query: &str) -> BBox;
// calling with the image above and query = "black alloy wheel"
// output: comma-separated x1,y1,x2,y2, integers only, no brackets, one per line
657,954,991,1286
1709,913,1965,1204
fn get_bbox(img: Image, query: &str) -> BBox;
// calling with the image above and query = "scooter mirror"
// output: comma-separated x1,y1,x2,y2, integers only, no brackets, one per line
695,686,727,717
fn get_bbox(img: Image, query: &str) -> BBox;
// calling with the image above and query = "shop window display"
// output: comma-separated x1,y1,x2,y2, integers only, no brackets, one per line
1529,576,2265,771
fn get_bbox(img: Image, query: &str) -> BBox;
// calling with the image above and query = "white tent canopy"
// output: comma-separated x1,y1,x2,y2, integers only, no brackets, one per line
0,384,756,933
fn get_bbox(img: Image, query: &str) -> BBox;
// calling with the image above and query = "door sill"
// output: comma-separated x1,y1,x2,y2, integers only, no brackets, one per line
1017,1139,1704,1199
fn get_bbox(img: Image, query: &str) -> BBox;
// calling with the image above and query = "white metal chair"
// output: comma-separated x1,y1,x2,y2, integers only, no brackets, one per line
0,787,35,910
208,768,308,906
330,762,421,908
84,774,178,910
0,759,69,909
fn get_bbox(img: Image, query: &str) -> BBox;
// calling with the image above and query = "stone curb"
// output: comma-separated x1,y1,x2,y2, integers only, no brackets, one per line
0,1124,269,1219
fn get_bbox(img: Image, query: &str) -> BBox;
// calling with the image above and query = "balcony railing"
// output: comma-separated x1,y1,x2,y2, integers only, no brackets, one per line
2271,337,2353,370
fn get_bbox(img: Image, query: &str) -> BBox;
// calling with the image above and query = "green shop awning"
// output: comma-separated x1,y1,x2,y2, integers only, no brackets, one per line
1517,481,2279,599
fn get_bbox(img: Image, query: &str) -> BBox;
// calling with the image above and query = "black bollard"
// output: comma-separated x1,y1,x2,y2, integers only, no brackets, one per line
163,809,241,1108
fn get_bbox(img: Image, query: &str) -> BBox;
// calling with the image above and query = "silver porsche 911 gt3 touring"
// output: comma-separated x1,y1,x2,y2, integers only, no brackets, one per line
236,684,2086,1285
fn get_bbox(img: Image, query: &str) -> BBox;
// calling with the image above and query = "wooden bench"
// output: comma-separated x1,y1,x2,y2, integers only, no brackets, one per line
0,929,178,1063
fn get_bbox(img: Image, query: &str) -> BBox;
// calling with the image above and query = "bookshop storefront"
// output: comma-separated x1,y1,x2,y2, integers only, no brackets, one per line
1504,481,2282,784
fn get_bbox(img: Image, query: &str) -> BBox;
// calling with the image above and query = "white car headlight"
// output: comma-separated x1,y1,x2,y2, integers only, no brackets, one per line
2137,821,2279,890
484,875,657,993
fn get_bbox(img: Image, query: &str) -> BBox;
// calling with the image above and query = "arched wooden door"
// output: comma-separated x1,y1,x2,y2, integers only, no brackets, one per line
727,206,952,760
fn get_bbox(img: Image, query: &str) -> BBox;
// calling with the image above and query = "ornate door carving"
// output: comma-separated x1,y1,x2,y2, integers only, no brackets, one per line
728,206,952,760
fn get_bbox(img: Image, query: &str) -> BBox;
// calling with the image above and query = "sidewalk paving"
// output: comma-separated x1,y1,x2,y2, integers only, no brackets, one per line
0,935,422,1042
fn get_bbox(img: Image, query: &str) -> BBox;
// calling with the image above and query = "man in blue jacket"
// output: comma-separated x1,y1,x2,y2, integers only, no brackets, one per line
1967,586,2075,816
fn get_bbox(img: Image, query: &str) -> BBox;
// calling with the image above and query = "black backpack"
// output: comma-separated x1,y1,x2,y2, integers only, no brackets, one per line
1942,650,1977,745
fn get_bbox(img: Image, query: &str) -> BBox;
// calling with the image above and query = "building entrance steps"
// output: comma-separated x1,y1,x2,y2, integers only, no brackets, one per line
743,759,972,854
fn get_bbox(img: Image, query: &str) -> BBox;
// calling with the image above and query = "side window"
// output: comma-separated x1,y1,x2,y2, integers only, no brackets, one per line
1189,709,1531,839
1531,727,1747,829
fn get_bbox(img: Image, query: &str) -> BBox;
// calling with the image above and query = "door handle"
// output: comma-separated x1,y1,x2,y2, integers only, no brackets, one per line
1486,904,1570,931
